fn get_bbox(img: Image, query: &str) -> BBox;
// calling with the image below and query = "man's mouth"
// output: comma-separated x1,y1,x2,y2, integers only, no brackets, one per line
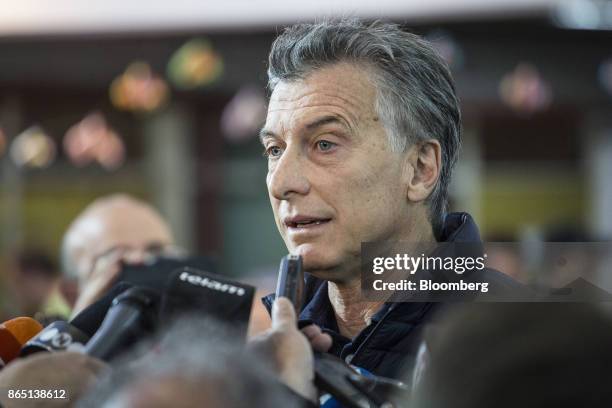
284,216,332,229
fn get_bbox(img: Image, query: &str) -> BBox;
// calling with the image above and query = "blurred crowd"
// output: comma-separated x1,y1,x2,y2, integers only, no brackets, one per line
0,193,610,408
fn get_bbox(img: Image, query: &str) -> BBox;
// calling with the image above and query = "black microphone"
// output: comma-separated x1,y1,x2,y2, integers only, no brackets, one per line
160,267,255,341
118,255,217,291
84,286,160,361
20,283,133,356
275,254,305,314
272,255,400,408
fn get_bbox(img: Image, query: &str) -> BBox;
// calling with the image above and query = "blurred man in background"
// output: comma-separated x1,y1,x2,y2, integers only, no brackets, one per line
61,194,175,315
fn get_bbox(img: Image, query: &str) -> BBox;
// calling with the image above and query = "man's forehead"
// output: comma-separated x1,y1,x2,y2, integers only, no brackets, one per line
71,207,170,249
266,63,377,127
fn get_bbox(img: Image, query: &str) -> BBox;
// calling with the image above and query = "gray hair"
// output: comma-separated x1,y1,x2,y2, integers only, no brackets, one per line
267,19,462,238
79,317,299,408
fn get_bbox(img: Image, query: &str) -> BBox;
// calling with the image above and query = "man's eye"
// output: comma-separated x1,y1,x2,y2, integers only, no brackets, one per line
264,146,283,158
316,140,336,152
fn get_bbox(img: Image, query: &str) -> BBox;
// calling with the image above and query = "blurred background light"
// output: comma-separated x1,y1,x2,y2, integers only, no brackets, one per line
552,0,612,30
110,62,169,112
499,63,552,114
425,30,464,70
554,0,601,30
0,127,6,158
598,57,612,97
167,38,223,89
221,85,267,143
63,112,125,170
94,129,125,170
10,126,56,168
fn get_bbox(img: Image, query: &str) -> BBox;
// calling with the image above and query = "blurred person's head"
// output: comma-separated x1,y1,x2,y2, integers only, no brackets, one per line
61,194,174,289
103,367,296,408
262,19,461,283
107,375,240,408
0,351,108,407
7,249,60,317
412,303,612,408
81,317,298,408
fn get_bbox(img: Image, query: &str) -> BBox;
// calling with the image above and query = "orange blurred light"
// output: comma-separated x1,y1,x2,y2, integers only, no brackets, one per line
110,62,169,112
10,126,56,168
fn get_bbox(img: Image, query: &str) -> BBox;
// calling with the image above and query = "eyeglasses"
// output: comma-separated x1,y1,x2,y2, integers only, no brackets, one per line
86,242,186,280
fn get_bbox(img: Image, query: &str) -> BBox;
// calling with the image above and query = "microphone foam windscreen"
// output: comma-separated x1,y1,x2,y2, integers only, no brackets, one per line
160,268,255,339
2,317,43,345
0,328,21,365
71,282,133,337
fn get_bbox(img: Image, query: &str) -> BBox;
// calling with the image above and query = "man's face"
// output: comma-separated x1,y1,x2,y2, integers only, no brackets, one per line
68,204,173,285
262,63,411,282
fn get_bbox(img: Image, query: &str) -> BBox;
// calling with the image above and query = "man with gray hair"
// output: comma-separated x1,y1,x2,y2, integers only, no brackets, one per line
260,19,517,380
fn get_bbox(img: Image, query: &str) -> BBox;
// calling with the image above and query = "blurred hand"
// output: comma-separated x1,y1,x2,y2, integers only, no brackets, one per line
247,291,272,337
71,248,146,317
301,324,332,353
248,297,316,402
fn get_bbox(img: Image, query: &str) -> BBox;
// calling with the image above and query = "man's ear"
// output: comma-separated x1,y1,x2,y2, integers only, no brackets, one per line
403,140,442,203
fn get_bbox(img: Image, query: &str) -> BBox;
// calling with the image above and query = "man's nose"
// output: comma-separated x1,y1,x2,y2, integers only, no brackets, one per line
267,147,310,200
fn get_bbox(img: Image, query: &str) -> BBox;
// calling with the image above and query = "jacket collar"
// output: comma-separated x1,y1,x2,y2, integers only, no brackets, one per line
439,212,482,243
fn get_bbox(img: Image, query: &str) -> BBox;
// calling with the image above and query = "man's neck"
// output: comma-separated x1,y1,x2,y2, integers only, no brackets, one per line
328,214,437,338
328,279,385,339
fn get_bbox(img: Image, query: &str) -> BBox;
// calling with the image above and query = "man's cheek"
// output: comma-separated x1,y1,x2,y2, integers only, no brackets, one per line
278,220,288,238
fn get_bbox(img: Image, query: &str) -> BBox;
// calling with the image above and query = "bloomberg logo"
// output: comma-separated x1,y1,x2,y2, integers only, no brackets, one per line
179,271,246,296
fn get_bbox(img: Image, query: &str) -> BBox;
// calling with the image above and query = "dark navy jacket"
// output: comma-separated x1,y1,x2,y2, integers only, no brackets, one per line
262,212,520,380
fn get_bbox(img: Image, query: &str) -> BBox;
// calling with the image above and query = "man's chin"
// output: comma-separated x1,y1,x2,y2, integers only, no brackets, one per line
291,243,333,269
290,244,350,282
